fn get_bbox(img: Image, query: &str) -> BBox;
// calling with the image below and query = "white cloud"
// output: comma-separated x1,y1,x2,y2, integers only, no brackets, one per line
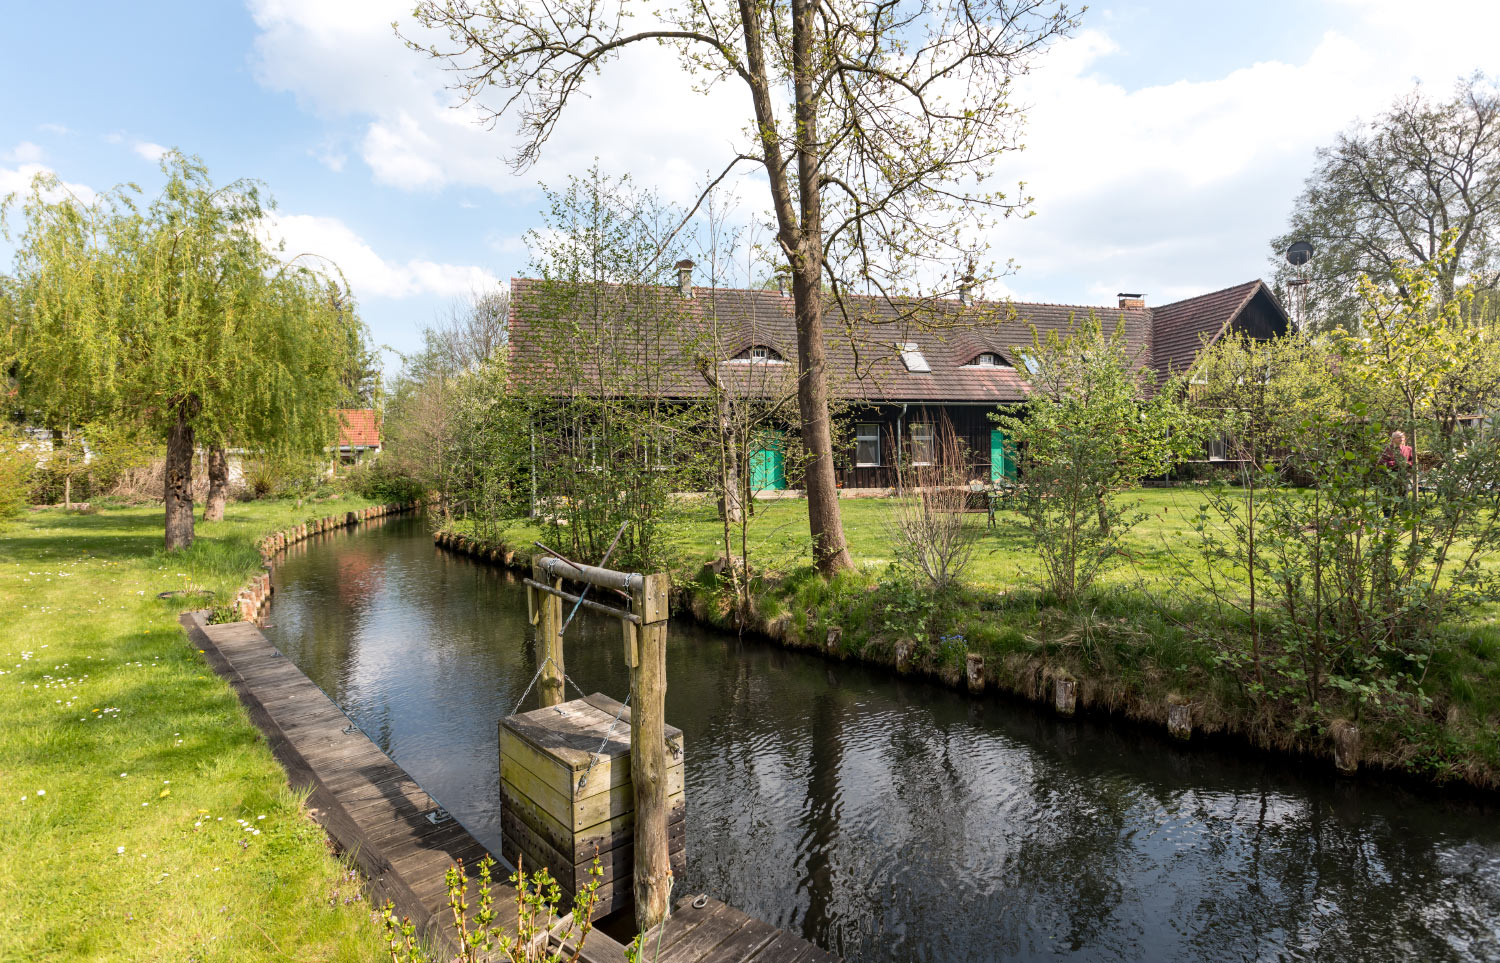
246,0,1500,305
313,144,347,172
0,162,95,205
247,0,755,203
38,123,72,136
264,212,501,299
133,141,168,162
978,1,1500,305
4,141,45,164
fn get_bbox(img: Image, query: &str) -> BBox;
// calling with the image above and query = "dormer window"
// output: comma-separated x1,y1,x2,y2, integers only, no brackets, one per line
730,345,786,364
965,352,1009,368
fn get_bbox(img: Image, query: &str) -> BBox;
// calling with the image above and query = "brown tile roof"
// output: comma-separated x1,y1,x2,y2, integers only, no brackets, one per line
1150,280,1285,378
336,409,381,448
508,276,1284,404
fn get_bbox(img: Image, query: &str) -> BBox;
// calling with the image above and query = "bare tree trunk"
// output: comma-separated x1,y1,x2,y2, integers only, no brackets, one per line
164,401,198,551
203,445,229,522
792,269,853,574
63,474,71,511
717,397,743,524
736,0,851,577
790,0,852,576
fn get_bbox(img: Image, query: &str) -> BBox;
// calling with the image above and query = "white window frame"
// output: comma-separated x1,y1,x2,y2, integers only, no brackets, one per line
969,352,1005,367
899,342,931,373
855,423,881,467
728,344,786,364
910,422,934,466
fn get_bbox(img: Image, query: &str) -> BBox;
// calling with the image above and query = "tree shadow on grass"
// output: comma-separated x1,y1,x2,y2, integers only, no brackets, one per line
0,508,167,564
0,508,264,585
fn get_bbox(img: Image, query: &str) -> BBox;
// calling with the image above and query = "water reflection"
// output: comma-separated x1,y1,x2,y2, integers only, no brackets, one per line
266,517,1500,963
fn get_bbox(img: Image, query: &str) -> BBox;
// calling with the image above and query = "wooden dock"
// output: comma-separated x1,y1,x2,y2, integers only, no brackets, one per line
634,896,840,963
182,612,837,963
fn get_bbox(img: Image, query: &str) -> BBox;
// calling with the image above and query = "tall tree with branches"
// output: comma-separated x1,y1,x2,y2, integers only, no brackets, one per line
1273,75,1500,332
5,152,367,549
403,0,1077,576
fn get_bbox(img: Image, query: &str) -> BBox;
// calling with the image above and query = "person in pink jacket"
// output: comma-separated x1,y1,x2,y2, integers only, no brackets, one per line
1378,430,1414,510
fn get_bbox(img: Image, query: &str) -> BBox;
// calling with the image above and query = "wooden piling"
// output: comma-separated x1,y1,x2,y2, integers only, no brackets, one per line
1332,720,1360,774
1054,676,1077,717
499,692,685,921
530,558,566,708
630,573,672,932
965,654,984,693
1167,702,1193,741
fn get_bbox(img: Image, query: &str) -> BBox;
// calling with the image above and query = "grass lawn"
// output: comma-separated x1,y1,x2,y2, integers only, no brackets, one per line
482,486,1223,592
0,498,388,963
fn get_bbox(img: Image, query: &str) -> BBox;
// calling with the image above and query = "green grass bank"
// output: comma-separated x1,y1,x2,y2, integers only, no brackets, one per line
442,489,1500,792
0,499,389,963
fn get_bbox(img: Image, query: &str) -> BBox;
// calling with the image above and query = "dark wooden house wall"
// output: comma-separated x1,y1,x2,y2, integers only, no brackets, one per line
833,404,1003,489
1233,293,1289,341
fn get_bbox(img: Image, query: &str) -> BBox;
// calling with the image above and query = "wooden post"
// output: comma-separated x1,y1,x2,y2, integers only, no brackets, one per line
532,558,566,708
629,572,671,932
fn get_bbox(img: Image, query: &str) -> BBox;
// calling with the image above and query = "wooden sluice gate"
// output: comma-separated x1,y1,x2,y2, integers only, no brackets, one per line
499,693,686,917
495,540,838,960
505,548,679,931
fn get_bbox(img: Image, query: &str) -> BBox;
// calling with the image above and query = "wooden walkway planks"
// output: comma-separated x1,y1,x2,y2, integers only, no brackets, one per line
640,897,839,963
182,612,838,963
182,612,515,954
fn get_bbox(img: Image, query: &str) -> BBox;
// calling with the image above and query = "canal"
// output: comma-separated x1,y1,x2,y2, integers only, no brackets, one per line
263,515,1500,962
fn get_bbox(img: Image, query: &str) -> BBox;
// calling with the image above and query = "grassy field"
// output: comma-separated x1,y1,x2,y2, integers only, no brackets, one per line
0,498,388,963
481,487,1248,593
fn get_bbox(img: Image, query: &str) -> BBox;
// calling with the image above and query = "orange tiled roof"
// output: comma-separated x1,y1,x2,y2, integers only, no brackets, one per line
336,409,381,448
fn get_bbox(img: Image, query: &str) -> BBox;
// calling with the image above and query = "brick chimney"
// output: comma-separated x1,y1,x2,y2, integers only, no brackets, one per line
959,265,976,307
675,259,695,297
1117,292,1146,310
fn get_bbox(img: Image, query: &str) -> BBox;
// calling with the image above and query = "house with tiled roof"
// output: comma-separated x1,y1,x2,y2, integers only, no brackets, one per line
507,266,1289,490
335,409,382,463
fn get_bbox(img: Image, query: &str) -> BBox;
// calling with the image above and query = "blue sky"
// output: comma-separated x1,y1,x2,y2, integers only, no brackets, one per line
2,1,1494,371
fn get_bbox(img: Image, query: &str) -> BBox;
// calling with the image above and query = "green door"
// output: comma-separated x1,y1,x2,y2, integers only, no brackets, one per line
990,429,1015,481
749,432,787,491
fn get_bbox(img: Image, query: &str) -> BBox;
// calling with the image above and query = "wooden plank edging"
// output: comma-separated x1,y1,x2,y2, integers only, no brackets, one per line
181,610,472,955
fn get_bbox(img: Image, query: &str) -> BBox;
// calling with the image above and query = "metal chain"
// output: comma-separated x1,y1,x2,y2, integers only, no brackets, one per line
508,658,551,717
576,690,631,792
509,657,600,717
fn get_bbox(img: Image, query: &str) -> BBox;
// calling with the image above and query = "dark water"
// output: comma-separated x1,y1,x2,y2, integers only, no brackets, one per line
264,516,1500,962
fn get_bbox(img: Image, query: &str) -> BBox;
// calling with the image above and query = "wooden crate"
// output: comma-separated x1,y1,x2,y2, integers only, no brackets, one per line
500,693,686,917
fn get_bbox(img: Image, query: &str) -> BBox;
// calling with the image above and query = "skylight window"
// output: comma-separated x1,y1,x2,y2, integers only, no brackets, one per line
898,342,931,373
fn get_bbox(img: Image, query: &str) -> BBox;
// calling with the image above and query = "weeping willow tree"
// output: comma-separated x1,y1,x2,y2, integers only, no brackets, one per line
3,151,367,549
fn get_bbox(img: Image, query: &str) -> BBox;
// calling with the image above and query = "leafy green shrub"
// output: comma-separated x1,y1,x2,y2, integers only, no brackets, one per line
994,316,1198,604
242,457,282,498
340,457,425,504
1188,253,1500,725
0,429,37,518
379,854,601,963
242,453,325,500
28,461,92,506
